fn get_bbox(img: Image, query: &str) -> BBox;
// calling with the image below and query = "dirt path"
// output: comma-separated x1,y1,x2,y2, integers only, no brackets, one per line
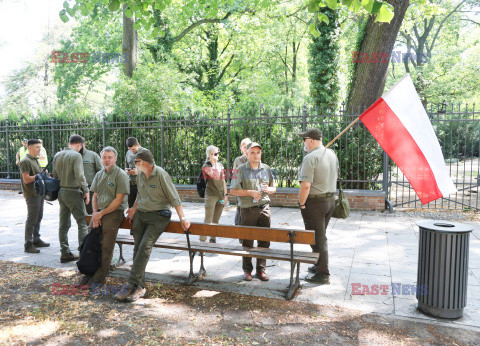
1,261,479,345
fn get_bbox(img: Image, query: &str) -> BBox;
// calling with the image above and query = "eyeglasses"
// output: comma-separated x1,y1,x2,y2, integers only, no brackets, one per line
213,152,220,156
302,137,311,142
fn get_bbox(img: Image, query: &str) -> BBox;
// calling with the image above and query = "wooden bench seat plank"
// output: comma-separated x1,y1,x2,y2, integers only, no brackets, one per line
115,236,318,264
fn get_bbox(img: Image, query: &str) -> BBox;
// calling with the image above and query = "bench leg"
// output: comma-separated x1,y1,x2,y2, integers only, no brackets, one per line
185,251,197,285
198,252,206,278
115,243,126,268
285,262,300,300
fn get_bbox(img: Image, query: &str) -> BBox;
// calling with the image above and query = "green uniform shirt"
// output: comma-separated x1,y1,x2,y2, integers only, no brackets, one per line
298,145,339,195
91,164,129,211
231,162,275,208
233,154,248,170
125,146,143,183
136,165,181,212
52,147,89,193
203,161,225,197
82,149,102,186
19,154,42,198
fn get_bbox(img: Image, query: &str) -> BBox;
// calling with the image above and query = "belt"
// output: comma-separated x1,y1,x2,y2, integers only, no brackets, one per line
244,203,269,209
308,192,334,198
61,186,80,190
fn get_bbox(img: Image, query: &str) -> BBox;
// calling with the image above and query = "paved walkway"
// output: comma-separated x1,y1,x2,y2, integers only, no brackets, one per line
1,190,479,331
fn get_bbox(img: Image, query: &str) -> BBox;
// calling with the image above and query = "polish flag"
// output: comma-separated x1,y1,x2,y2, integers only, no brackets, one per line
359,74,456,204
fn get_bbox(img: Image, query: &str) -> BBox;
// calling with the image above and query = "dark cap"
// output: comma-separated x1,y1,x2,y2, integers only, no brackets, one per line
134,148,155,165
298,128,322,140
247,142,262,150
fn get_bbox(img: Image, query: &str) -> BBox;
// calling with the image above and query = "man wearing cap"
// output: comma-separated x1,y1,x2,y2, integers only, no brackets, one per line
115,148,190,302
298,128,338,284
78,146,129,286
231,142,276,282
19,139,50,253
81,141,102,214
16,139,28,165
124,137,143,208
53,135,90,263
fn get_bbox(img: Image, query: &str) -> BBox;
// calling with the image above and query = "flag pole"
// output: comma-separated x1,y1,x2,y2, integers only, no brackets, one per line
325,116,361,148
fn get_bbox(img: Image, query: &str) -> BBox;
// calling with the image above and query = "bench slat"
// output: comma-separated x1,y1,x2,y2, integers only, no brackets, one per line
86,216,315,245
116,236,318,264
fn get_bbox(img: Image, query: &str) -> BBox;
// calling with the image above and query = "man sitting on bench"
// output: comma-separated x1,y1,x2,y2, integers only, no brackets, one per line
115,148,191,302
230,142,276,282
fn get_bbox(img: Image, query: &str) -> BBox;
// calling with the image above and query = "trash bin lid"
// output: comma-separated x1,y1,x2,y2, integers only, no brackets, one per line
416,220,473,234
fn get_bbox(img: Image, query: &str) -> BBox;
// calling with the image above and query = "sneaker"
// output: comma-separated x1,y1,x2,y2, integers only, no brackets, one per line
60,252,79,263
115,285,133,301
308,265,317,274
126,286,146,302
24,243,40,254
243,272,253,281
33,239,50,248
305,272,330,285
255,271,269,281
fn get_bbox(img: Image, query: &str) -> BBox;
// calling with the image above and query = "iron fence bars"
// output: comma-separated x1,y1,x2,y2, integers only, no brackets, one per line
0,104,478,211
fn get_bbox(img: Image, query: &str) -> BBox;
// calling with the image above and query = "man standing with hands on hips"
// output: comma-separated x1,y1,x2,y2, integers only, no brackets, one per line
115,148,190,302
298,129,338,284
230,142,276,282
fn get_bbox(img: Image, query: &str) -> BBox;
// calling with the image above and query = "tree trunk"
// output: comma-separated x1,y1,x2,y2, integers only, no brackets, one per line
122,5,138,78
347,0,410,113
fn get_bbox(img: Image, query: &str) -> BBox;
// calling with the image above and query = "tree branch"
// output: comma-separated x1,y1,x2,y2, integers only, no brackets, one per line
173,12,231,43
215,54,235,88
428,0,466,53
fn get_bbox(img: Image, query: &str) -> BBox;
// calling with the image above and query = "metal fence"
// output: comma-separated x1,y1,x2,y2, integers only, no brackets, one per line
1,104,478,211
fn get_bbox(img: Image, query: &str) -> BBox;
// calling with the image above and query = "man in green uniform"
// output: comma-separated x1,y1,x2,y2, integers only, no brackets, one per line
81,141,102,214
298,129,338,284
15,139,28,165
53,135,90,263
231,142,276,282
19,139,50,253
124,137,143,208
78,146,129,286
115,148,190,302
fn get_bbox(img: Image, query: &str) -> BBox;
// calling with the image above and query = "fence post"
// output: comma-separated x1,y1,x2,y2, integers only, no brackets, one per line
227,108,231,184
302,105,307,132
50,116,55,156
160,113,165,167
102,114,106,148
6,119,11,179
382,151,389,194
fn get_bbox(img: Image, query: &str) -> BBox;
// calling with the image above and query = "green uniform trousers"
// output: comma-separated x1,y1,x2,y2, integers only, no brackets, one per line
300,196,335,275
200,194,224,242
129,210,170,288
88,210,125,284
58,188,88,255
85,190,94,215
24,195,44,246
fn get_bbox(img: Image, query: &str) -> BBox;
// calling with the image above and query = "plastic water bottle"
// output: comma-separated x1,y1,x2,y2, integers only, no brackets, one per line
252,186,262,203
219,200,230,206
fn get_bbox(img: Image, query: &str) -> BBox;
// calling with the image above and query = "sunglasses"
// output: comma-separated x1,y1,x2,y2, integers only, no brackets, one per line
302,137,311,142
213,152,220,156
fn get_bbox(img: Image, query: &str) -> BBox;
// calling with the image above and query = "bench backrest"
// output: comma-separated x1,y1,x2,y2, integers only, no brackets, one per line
85,216,315,245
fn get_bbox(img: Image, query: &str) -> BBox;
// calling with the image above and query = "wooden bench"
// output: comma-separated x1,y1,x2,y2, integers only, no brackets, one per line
85,216,317,300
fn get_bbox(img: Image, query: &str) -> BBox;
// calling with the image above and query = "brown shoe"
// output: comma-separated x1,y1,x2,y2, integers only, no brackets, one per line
126,286,146,302
60,252,79,263
115,285,133,301
78,275,91,286
33,239,50,247
24,243,40,254
255,271,269,281
243,272,253,281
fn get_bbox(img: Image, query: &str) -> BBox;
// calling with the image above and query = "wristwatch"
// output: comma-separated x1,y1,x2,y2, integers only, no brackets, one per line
180,216,187,221
298,202,305,208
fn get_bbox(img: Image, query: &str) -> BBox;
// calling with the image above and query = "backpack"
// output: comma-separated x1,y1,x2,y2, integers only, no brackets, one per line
34,158,60,201
77,227,102,276
196,161,212,198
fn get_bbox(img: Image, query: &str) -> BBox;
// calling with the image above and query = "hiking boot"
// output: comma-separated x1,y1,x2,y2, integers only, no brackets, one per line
78,275,91,286
308,265,317,273
60,252,79,263
255,271,269,281
243,272,253,281
33,239,50,248
305,272,330,285
115,285,133,301
126,286,146,302
24,243,40,254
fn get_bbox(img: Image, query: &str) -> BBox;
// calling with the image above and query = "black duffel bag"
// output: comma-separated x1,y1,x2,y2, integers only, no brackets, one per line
77,227,102,276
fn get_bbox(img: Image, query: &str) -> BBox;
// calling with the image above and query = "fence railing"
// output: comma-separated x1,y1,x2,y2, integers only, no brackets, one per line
1,104,478,210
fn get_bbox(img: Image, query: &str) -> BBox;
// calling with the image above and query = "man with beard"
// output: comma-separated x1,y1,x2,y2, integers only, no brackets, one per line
53,135,90,263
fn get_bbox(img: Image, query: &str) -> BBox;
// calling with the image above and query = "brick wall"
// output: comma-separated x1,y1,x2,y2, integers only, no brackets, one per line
0,179,386,211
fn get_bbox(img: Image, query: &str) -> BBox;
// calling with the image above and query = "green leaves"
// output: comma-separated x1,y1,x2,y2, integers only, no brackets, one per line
59,9,69,23
309,22,320,38
376,3,394,23
108,0,121,12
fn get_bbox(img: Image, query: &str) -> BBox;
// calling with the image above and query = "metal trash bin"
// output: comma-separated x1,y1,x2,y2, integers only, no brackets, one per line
416,220,473,319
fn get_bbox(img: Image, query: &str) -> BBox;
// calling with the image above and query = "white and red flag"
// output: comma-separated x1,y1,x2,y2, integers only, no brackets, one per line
359,74,456,204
